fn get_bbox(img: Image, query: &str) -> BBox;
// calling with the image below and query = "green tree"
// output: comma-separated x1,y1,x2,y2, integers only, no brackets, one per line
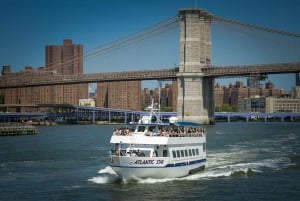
215,104,237,112
161,106,172,112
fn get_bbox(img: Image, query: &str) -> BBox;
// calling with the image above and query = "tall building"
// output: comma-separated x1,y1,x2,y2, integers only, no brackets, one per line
45,39,88,105
1,65,11,75
97,81,142,111
296,73,300,86
247,77,261,88
141,80,178,112
46,39,83,75
214,81,286,108
0,39,88,112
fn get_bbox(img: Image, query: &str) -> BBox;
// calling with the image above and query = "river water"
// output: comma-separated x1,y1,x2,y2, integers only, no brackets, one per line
0,123,299,201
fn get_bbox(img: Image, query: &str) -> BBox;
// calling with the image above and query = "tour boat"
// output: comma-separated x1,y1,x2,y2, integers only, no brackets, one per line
108,100,206,181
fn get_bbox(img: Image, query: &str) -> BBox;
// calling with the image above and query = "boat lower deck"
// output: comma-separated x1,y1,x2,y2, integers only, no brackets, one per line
110,156,206,180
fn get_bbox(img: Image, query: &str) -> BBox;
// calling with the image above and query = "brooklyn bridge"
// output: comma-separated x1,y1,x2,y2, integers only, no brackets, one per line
1,8,300,124
1,62,299,88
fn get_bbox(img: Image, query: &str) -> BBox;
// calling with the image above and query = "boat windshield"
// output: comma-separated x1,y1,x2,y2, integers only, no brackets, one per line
112,148,155,157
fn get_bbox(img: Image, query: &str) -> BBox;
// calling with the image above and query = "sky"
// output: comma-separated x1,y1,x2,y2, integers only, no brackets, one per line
0,0,300,91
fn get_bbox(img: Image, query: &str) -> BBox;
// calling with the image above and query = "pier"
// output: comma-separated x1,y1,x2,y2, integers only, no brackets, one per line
0,124,38,136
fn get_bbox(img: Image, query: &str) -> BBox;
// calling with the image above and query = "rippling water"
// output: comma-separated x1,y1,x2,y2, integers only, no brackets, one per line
0,123,299,201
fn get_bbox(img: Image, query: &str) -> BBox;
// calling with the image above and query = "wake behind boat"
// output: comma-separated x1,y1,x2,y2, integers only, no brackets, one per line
108,100,206,181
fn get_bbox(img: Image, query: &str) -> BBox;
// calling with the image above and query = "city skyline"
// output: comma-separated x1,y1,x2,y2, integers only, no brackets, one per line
1,0,300,91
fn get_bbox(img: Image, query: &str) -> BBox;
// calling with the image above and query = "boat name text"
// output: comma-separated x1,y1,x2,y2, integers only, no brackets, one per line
134,159,164,165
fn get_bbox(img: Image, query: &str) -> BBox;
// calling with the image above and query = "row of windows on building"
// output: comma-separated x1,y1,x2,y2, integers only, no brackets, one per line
239,96,300,113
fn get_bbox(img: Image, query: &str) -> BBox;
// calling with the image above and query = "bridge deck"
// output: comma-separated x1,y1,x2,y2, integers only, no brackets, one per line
0,62,300,88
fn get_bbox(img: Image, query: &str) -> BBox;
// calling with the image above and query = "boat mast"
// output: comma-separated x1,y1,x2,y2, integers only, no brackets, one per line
158,80,162,122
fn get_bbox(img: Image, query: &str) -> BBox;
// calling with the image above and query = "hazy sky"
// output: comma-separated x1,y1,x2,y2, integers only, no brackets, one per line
0,0,299,91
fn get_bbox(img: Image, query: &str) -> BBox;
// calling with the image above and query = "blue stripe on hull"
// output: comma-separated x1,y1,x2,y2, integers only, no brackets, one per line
165,159,206,167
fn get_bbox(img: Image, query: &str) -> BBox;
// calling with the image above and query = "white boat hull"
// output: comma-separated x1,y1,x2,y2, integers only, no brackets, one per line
110,156,206,180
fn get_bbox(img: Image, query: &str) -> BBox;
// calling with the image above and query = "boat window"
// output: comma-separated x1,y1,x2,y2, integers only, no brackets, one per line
203,143,206,152
154,150,158,157
189,149,192,156
120,150,126,156
172,151,176,158
180,150,185,157
192,149,195,156
149,126,157,132
138,126,145,132
163,150,168,157
195,149,199,155
184,150,188,157
176,150,181,158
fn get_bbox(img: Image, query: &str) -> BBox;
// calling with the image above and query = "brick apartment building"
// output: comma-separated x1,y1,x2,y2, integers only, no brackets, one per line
214,81,285,106
96,80,178,112
141,80,178,112
0,39,88,112
97,80,142,111
44,39,88,105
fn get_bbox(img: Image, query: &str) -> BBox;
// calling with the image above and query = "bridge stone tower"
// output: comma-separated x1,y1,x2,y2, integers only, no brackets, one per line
177,9,215,124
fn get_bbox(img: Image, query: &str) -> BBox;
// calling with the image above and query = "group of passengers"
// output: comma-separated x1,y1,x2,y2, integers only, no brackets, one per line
112,149,146,157
153,127,205,137
113,127,131,135
113,126,205,137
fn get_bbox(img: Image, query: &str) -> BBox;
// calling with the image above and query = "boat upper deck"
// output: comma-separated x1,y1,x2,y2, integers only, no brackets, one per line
110,122,206,145
113,126,205,137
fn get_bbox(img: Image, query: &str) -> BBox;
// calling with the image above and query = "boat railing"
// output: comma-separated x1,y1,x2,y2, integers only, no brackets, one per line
113,127,205,137
113,128,132,136
146,131,205,137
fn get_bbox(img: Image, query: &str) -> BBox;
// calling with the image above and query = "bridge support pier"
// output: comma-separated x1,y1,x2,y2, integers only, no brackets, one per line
177,73,214,124
177,9,214,124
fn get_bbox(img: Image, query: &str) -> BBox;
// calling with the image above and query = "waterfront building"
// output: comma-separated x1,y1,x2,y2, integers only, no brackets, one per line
238,86,300,113
141,81,178,112
238,96,266,113
79,98,96,107
214,83,225,105
247,77,262,88
291,85,300,99
214,81,285,108
296,73,300,86
0,39,88,112
265,97,300,113
45,39,83,75
45,39,88,106
97,81,142,111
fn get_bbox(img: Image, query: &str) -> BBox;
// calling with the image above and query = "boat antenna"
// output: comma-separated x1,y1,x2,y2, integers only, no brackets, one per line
158,80,162,121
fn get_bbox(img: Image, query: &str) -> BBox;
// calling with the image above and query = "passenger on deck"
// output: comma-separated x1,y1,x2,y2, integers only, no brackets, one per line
136,149,145,157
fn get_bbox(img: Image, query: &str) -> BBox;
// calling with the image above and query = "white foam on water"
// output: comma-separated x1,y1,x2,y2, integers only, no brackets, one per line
97,166,116,174
135,177,178,184
88,166,119,184
89,155,291,185
134,155,292,184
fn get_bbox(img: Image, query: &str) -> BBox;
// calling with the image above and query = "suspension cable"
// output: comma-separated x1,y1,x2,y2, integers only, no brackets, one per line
43,16,179,73
84,16,179,60
212,15,300,38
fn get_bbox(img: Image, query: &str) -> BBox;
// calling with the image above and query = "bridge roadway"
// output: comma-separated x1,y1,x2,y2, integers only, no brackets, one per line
0,62,300,88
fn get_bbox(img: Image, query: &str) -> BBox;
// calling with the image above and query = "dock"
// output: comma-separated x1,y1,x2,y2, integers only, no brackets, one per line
0,124,38,136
